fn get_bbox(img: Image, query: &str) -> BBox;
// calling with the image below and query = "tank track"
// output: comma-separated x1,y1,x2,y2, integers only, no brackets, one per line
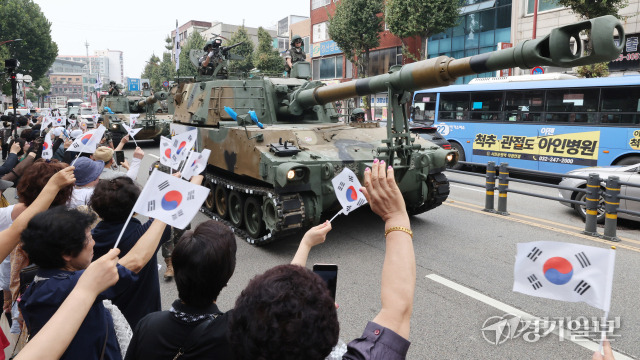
407,172,450,215
200,171,306,246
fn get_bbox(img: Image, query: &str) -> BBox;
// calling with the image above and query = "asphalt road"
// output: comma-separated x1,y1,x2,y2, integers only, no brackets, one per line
121,142,640,359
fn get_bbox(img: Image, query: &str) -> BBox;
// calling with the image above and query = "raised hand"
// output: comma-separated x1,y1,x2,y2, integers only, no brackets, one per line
360,159,407,223
49,166,76,189
77,248,121,295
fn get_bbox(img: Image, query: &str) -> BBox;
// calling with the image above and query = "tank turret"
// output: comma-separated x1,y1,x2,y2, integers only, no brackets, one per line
169,16,624,245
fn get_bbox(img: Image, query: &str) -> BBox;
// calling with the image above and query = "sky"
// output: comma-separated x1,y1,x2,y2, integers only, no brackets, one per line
33,0,309,79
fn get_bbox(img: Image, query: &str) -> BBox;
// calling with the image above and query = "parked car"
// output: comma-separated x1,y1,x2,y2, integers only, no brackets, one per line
409,121,451,150
558,163,640,223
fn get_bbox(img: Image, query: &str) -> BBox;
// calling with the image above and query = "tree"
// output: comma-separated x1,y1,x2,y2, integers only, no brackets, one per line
0,0,58,93
226,27,254,74
554,0,629,20
141,54,161,89
328,0,384,119
385,0,460,60
253,27,284,74
554,0,629,77
177,31,206,77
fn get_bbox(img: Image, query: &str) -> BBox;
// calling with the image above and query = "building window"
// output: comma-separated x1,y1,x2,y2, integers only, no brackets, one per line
313,22,329,43
312,55,343,80
526,0,562,14
311,0,331,10
367,47,402,76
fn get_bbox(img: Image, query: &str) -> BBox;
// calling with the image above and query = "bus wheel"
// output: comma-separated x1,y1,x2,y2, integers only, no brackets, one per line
573,190,605,224
616,156,640,166
450,142,465,170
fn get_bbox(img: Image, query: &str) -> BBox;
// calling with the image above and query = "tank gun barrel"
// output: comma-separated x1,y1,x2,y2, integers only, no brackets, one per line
287,15,624,115
134,92,168,109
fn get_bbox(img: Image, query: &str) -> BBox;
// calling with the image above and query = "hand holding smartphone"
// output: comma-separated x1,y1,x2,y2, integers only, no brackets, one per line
313,264,338,300
115,150,125,165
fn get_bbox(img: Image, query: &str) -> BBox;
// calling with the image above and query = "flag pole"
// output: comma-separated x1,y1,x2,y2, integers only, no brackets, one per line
329,209,343,223
113,208,136,249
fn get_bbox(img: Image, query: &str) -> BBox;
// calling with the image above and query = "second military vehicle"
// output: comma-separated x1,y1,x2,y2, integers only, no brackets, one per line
99,85,172,144
170,16,623,245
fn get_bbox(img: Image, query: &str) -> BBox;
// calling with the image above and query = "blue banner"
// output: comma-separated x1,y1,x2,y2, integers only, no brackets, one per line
312,40,342,58
128,78,140,92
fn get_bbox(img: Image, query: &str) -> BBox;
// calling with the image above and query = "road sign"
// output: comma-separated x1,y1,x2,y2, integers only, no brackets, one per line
129,78,141,92
531,66,544,75
163,81,169,87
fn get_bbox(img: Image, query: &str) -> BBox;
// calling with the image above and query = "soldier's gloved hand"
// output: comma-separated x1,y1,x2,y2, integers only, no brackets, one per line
208,51,214,58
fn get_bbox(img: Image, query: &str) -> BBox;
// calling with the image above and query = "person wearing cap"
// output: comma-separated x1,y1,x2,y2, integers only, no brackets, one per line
67,157,104,208
93,142,144,181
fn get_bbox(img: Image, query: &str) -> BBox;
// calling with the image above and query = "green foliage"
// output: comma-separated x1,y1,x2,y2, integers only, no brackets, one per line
576,62,610,78
253,27,283,74
554,0,629,20
0,0,58,91
226,27,254,74
328,0,384,118
177,31,206,76
165,35,173,52
385,0,460,59
142,52,177,90
328,0,384,76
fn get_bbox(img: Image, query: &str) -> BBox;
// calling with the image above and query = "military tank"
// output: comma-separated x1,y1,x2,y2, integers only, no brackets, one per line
98,87,172,144
169,16,623,245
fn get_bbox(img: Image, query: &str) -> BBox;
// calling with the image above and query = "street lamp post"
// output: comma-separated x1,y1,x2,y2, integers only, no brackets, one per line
0,38,22,46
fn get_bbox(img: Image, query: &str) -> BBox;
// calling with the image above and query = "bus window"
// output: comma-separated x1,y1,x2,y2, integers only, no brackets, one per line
439,92,469,120
504,90,544,122
470,91,503,121
412,93,436,122
545,88,598,113
601,86,640,124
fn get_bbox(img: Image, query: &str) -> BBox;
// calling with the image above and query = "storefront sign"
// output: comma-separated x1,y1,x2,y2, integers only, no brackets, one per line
610,33,640,71
312,40,342,58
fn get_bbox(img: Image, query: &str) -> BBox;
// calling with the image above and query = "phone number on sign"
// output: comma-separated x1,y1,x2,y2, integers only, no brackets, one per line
538,156,574,164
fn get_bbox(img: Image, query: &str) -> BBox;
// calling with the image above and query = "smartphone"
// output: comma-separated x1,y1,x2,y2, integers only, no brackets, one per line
115,150,125,165
313,264,338,300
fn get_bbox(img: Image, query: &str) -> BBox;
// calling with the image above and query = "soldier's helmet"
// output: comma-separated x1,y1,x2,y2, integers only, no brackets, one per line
351,108,365,122
291,35,303,47
204,40,215,52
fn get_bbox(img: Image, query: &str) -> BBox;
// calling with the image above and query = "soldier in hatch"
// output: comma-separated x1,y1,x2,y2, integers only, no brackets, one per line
199,39,224,76
284,35,306,77
351,108,365,123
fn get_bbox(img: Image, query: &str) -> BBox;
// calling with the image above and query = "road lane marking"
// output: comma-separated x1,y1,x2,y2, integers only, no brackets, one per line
425,274,634,360
444,200,640,252
450,184,486,193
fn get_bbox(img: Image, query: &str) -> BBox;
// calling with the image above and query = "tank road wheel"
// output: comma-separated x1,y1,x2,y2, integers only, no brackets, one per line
204,181,216,211
228,190,244,227
244,197,266,239
214,184,229,219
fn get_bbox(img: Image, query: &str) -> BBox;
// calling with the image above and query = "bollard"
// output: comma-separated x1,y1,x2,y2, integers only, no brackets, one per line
582,173,600,237
484,161,496,213
496,163,509,215
602,176,621,242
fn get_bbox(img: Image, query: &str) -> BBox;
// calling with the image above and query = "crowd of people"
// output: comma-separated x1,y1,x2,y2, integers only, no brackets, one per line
0,111,614,359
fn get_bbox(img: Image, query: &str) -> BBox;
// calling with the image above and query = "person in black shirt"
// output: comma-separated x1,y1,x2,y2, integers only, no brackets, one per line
125,220,237,360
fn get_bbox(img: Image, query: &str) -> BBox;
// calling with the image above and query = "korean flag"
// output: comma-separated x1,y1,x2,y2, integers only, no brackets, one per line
170,129,197,166
122,123,142,139
41,131,53,160
181,149,211,180
130,113,140,127
68,118,77,128
42,116,53,129
132,169,209,229
159,136,173,168
53,116,66,127
331,168,367,215
67,125,106,153
513,241,616,312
